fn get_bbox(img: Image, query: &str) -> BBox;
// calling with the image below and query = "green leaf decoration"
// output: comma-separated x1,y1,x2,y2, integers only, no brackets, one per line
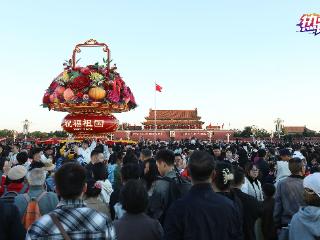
69,71,80,80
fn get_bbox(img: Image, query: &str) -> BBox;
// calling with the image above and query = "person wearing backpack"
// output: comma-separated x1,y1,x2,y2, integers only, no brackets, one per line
14,168,59,229
148,149,191,225
0,165,28,201
26,162,116,240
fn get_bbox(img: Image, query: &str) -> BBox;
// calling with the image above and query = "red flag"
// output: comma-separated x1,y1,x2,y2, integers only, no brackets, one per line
155,84,162,92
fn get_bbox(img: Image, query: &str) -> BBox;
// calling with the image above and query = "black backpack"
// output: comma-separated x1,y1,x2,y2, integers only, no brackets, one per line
0,184,28,204
158,169,192,223
162,175,191,206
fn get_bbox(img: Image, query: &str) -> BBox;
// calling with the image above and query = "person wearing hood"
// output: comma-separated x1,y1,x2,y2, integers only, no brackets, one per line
289,172,320,240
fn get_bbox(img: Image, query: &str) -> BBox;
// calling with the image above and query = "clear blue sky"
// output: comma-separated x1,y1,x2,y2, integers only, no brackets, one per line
0,0,319,132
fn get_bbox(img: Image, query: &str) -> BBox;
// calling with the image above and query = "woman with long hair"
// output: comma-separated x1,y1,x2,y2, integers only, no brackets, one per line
241,162,264,201
143,159,159,196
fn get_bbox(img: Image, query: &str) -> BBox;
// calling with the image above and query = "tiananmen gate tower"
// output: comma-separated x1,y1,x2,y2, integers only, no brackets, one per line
114,108,234,141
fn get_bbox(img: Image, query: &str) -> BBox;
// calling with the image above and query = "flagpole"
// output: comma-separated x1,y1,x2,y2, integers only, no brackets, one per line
154,81,157,142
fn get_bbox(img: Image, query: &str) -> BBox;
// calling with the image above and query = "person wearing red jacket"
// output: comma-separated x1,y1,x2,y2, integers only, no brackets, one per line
0,164,28,196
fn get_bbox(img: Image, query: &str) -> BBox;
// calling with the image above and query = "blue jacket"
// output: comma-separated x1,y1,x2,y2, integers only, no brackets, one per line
289,206,320,240
163,183,243,240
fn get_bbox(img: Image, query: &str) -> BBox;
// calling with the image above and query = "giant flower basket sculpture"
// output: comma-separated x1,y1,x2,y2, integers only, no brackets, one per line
42,39,137,137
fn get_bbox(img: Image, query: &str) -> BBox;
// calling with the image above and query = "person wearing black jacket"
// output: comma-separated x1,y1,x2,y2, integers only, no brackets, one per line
212,145,224,161
256,149,270,185
212,162,244,233
261,183,277,240
0,201,26,240
232,166,263,240
0,145,7,175
164,151,243,240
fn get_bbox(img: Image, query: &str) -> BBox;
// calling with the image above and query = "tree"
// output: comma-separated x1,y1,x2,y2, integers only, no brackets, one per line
255,128,271,138
47,131,68,138
30,131,48,139
0,129,14,137
232,126,271,138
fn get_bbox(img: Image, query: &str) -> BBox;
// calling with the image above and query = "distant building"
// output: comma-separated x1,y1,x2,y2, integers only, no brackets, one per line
283,126,306,135
118,123,142,131
142,108,204,130
114,108,233,141
206,123,221,130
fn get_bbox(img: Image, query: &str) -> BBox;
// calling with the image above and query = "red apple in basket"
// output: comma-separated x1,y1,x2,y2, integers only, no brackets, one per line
43,93,50,104
63,88,75,101
49,93,58,103
54,86,66,96
80,67,91,75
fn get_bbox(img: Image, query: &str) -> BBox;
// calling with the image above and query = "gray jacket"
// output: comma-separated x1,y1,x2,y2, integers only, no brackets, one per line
273,175,305,227
289,206,320,240
14,186,59,218
148,170,176,222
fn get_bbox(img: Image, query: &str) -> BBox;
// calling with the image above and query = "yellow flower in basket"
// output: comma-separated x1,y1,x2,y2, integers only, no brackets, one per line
89,72,103,80
62,71,70,82
89,72,104,86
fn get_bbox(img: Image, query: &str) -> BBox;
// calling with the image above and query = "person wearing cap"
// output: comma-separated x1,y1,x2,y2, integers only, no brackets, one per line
274,158,306,239
289,173,320,240
0,165,28,196
275,148,292,187
292,144,305,160
14,168,59,219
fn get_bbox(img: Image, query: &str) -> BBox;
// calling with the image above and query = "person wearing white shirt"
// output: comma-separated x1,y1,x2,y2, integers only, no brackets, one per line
8,143,20,166
103,144,111,161
77,140,97,164
241,162,264,201
275,149,291,187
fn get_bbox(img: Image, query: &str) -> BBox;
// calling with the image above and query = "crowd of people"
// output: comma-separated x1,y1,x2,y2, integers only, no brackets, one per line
0,138,320,240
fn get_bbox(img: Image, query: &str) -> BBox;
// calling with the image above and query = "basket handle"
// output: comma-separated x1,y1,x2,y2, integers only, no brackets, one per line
72,39,110,70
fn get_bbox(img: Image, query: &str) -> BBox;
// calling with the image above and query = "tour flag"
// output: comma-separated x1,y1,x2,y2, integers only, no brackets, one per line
155,83,163,92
